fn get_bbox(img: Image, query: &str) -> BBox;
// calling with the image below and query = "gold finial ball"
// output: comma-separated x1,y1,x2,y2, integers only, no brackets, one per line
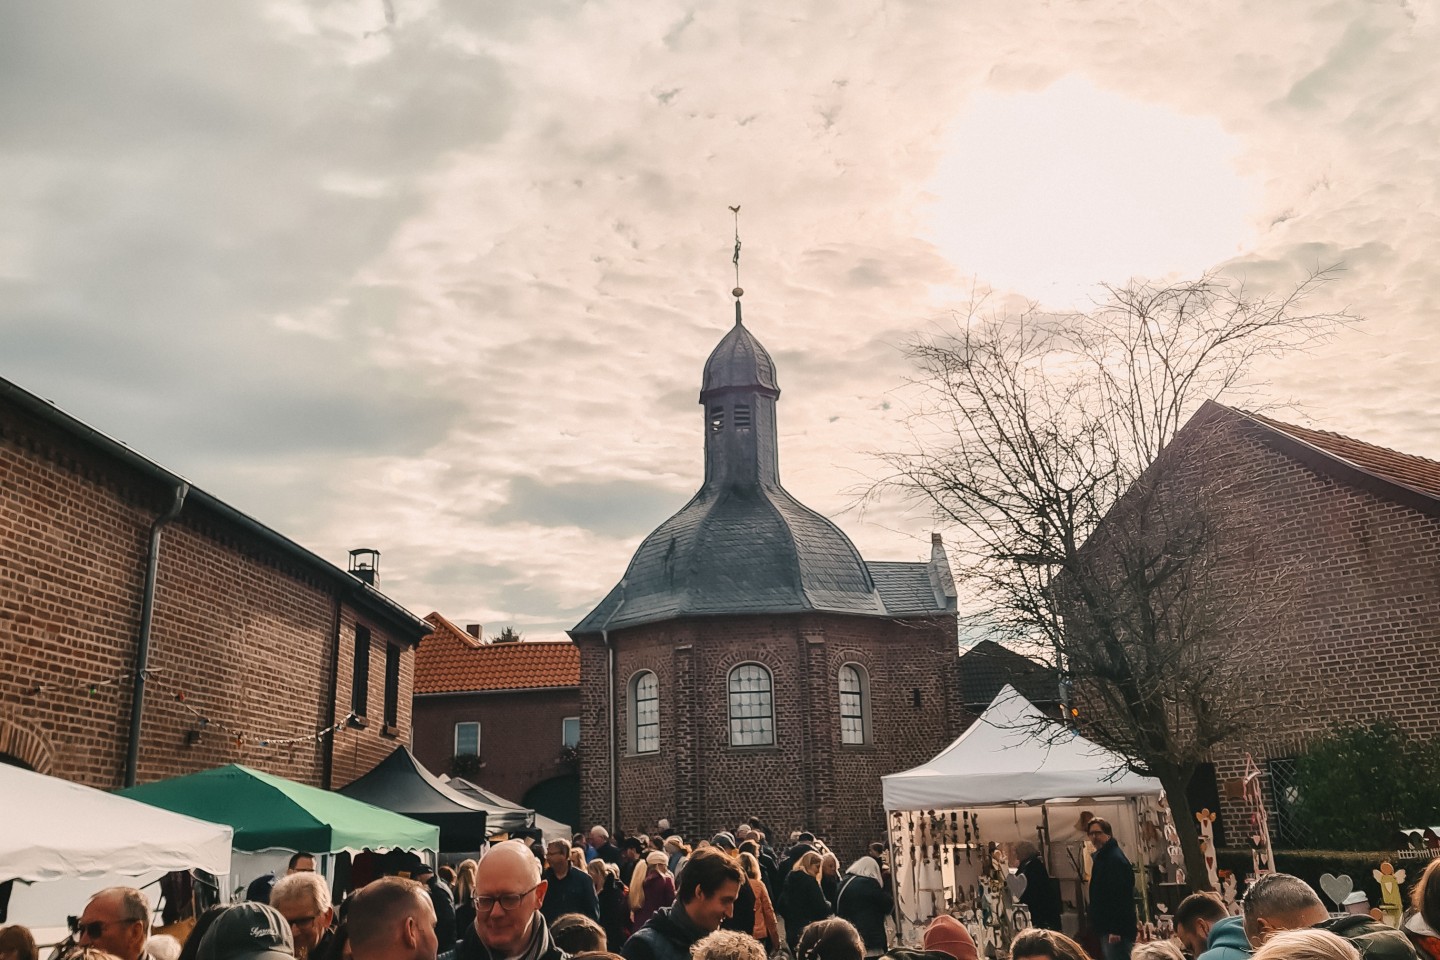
732,287,744,298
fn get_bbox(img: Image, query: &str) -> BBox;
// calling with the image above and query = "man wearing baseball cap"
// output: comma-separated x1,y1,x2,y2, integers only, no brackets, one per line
197,903,295,960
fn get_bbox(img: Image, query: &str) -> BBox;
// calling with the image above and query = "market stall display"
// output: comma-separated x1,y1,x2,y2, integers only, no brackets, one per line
881,685,1164,947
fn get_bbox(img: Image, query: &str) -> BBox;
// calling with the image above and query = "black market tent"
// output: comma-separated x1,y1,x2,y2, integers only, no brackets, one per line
442,777,535,837
338,747,489,851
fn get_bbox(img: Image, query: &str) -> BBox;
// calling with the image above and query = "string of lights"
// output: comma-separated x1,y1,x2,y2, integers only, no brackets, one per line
23,665,357,751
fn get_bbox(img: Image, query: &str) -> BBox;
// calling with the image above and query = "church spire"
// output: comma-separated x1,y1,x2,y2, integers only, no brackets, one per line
702,206,778,487
729,203,743,308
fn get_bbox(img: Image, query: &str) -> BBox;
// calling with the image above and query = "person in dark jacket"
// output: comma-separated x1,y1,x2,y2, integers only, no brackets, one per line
781,852,832,953
1241,872,1418,960
543,841,601,924
587,860,631,952
1014,843,1062,933
820,856,842,911
834,859,892,958
457,842,566,960
622,850,742,960
707,835,755,938
1086,819,1136,960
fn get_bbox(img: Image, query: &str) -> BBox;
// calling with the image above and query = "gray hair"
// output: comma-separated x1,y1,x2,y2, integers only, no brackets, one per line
271,871,332,912
94,887,151,927
1244,873,1324,924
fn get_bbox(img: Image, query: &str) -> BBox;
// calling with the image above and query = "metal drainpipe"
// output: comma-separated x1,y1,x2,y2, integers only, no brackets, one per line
602,629,617,830
124,481,189,788
599,579,625,830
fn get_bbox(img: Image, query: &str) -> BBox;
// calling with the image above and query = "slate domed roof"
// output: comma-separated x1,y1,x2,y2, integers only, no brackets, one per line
572,305,957,636
702,309,779,398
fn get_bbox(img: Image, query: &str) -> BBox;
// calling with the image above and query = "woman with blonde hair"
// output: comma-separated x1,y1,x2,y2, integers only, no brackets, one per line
629,850,676,931
1250,930,1359,960
782,851,832,953
590,859,630,951
453,858,478,935
1131,942,1184,960
819,853,841,908
739,851,780,950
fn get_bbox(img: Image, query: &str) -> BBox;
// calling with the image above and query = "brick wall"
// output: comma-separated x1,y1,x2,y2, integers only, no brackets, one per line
1197,417,1440,834
411,687,581,802
1078,409,1440,840
577,611,959,862
0,396,419,789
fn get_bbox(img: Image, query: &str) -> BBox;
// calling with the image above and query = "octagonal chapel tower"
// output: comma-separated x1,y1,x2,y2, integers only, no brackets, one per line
569,299,962,858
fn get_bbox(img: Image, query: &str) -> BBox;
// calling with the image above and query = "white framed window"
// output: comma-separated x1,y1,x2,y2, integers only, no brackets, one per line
629,671,660,754
728,663,775,746
562,716,580,748
454,721,481,756
839,663,871,745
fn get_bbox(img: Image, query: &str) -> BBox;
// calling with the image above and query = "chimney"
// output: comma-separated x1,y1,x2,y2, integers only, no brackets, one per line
348,548,380,587
465,624,483,640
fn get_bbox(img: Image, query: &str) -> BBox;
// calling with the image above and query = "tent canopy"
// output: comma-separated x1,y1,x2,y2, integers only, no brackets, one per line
882,685,1162,809
1,764,233,883
443,777,535,837
338,747,488,851
119,764,439,853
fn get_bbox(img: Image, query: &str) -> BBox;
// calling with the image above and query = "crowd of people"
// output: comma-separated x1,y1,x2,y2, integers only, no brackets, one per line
8,821,1440,960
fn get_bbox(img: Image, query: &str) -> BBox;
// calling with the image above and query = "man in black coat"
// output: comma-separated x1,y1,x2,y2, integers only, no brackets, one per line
540,839,600,924
623,850,742,960
1014,842,1062,932
1087,818,1135,960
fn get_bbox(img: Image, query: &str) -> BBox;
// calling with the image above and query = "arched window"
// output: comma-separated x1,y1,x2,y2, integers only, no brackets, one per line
728,663,775,746
839,663,871,745
629,671,660,754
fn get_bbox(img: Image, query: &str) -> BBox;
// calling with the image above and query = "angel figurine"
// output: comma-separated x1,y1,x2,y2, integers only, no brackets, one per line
1374,862,1406,927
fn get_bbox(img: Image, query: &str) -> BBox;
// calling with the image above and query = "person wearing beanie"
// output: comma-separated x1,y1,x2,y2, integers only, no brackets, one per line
922,915,979,960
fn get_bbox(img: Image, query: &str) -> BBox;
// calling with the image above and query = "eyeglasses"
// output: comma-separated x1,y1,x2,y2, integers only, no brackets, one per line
75,919,141,940
1086,830,1106,837
474,885,540,912
284,915,321,929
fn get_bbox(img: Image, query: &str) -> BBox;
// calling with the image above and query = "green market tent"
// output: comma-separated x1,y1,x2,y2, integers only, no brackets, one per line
119,764,439,854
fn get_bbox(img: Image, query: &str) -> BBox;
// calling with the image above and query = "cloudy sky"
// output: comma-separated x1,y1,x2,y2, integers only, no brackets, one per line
4,1,1437,641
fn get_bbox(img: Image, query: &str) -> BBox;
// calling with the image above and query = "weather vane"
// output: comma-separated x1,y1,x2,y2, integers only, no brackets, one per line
729,204,743,298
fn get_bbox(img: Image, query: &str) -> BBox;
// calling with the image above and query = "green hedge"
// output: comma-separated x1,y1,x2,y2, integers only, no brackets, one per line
1216,848,1423,907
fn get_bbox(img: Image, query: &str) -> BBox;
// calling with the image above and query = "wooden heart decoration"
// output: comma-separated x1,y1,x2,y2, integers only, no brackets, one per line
1320,873,1354,907
1007,873,1029,898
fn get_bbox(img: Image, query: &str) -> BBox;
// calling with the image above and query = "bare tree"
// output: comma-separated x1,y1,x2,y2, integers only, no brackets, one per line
880,271,1349,888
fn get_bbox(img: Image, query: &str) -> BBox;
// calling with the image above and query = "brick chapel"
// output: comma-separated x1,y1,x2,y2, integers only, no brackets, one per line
569,296,965,859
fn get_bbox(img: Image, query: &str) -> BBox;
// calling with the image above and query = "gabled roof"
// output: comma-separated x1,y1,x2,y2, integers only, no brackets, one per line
416,612,579,694
867,562,956,617
0,374,431,641
1243,408,1440,501
956,640,1059,710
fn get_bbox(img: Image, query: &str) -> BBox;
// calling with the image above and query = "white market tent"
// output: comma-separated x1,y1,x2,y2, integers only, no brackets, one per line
883,685,1162,809
1,764,234,884
1,764,233,940
881,686,1162,941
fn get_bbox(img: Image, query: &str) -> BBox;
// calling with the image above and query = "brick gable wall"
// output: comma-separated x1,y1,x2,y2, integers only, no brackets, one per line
0,399,415,788
576,611,960,862
1198,416,1440,831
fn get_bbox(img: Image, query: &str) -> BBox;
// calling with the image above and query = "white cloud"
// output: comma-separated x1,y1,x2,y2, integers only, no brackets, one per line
2,0,1438,641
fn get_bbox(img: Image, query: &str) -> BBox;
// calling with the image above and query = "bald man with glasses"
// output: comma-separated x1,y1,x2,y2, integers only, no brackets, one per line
456,841,564,960
76,887,154,960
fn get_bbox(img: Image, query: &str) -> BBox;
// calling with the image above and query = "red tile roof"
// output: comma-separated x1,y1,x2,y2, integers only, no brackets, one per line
1248,411,1440,501
415,612,580,694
